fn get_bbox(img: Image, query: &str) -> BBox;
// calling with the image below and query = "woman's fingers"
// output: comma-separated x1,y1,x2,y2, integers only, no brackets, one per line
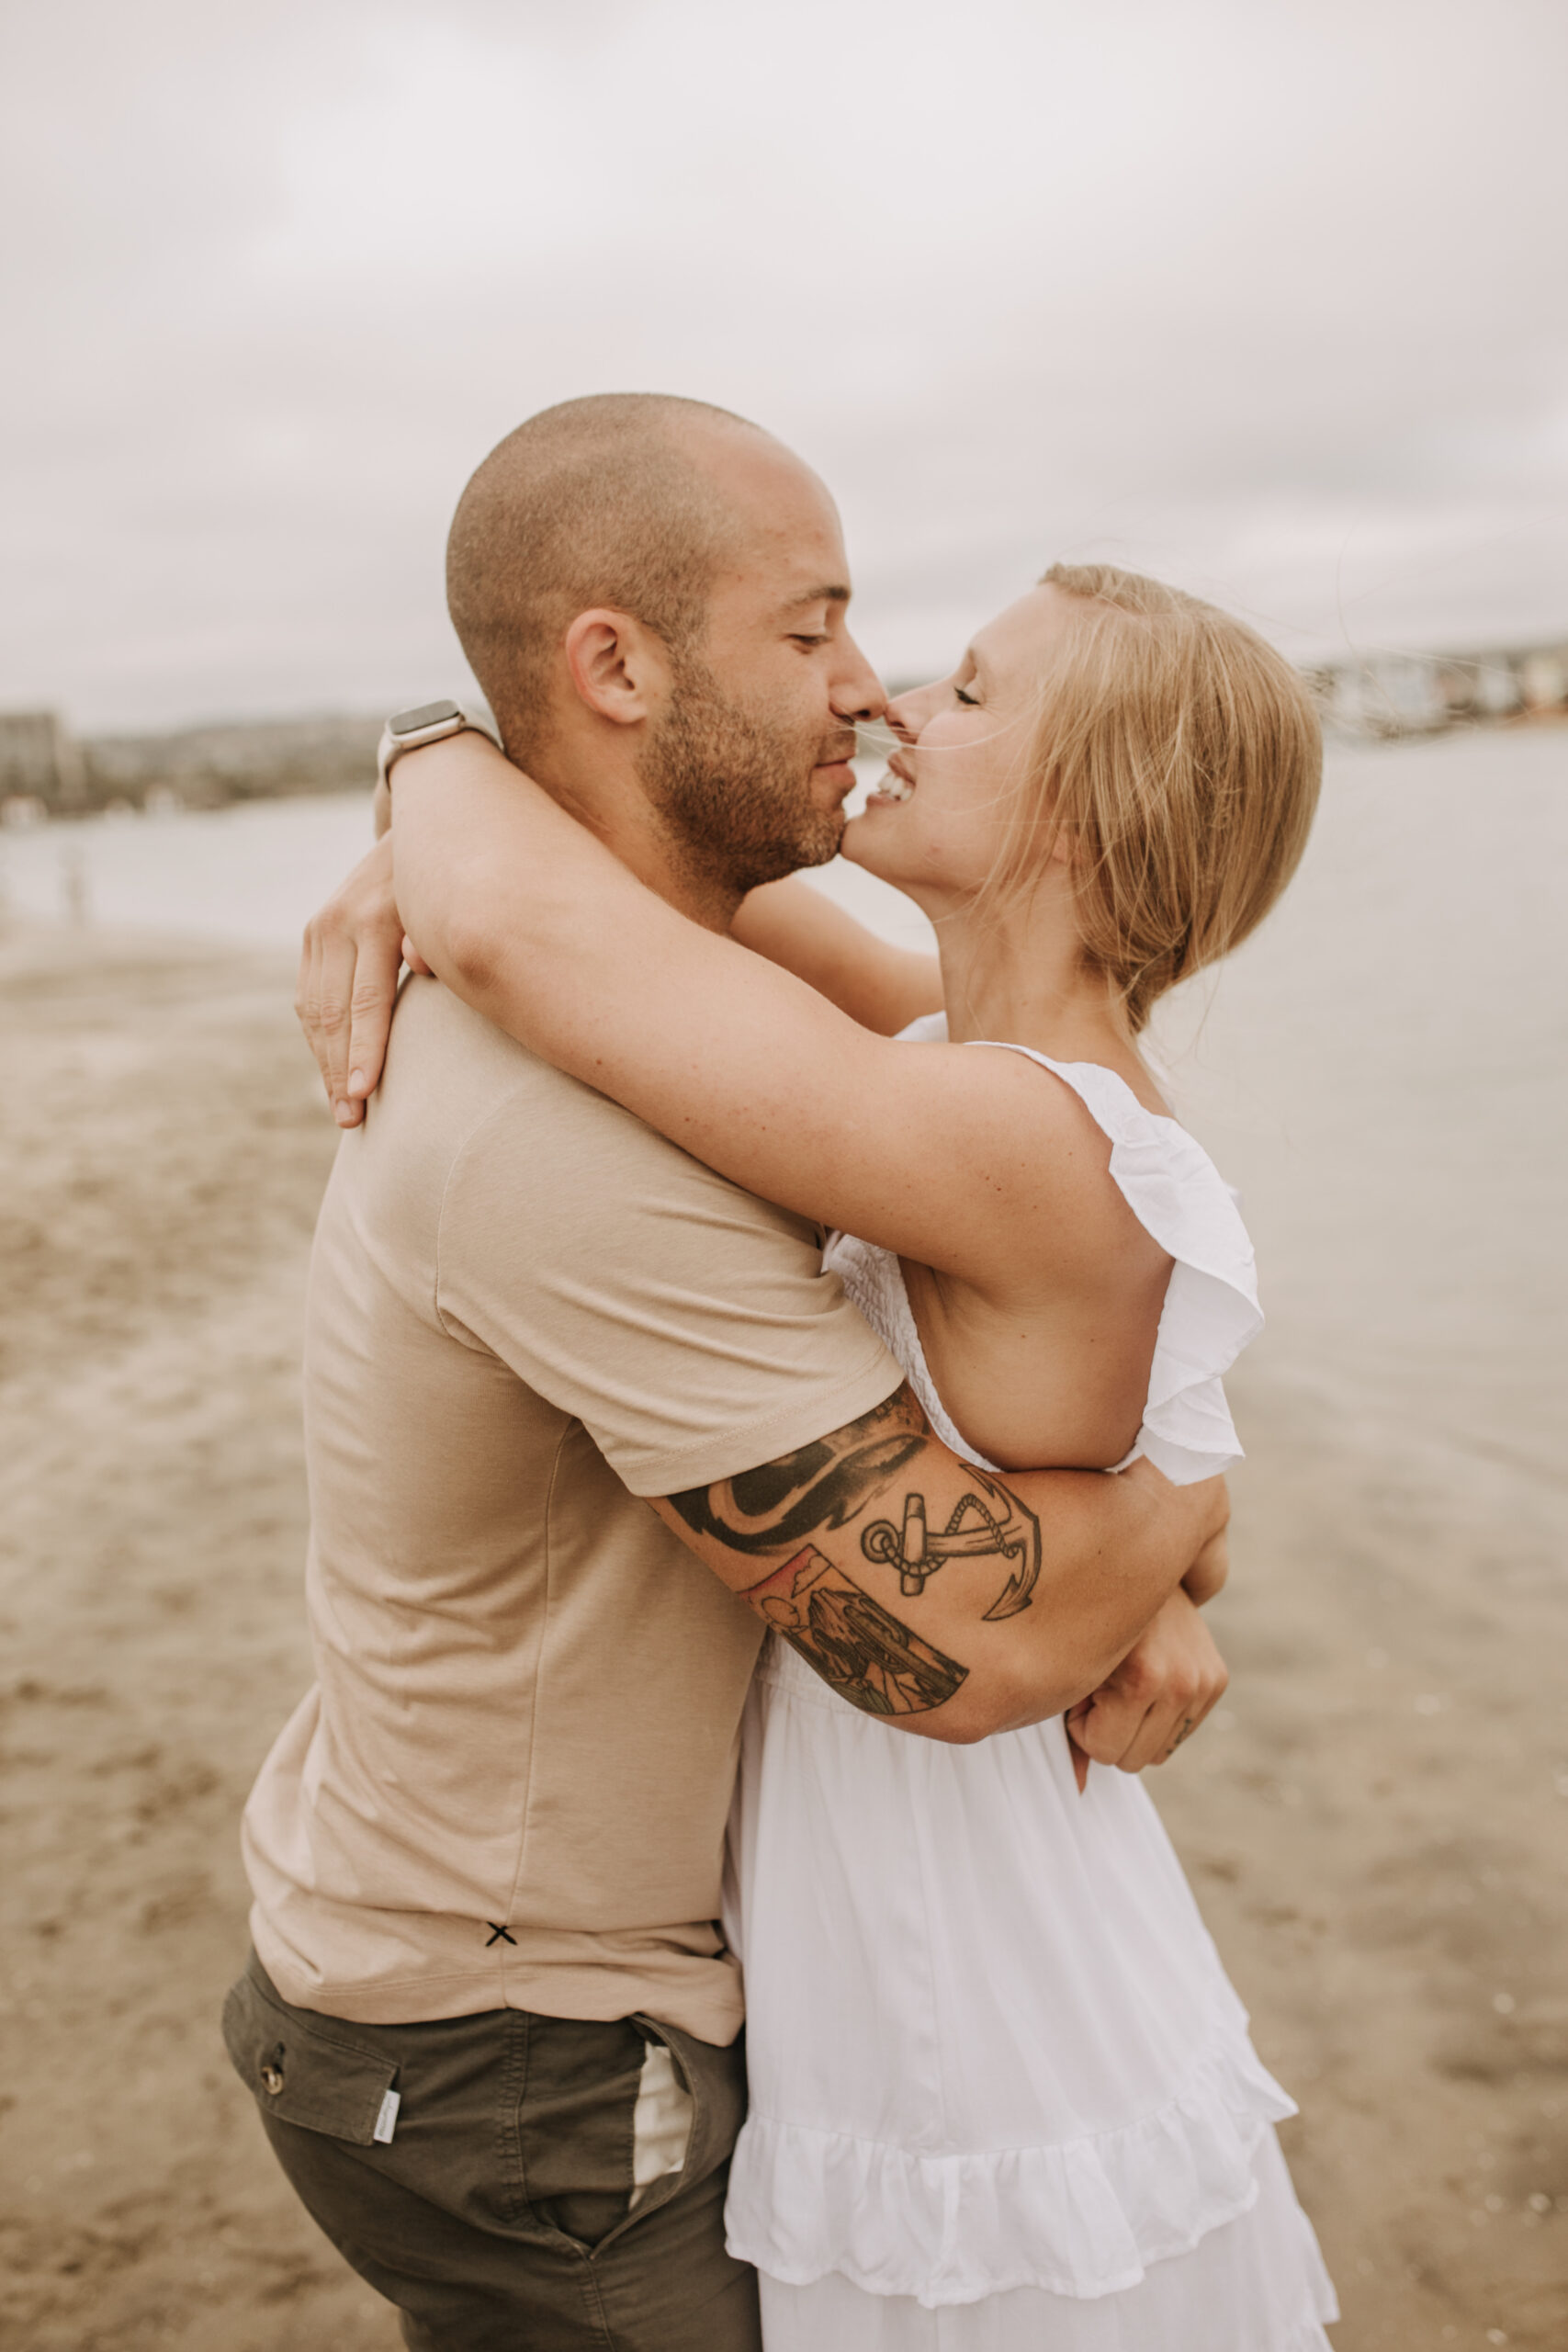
294,839,402,1123
295,921,339,1110
1069,1589,1230,1777
297,900,357,1113
1119,1682,1207,1774
326,923,368,1122
1129,1645,1229,1774
1069,1674,1157,1770
344,933,404,1107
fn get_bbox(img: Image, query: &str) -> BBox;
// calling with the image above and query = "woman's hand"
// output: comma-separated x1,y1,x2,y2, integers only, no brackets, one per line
1063,1586,1229,1791
296,834,417,1126
1181,1525,1229,1606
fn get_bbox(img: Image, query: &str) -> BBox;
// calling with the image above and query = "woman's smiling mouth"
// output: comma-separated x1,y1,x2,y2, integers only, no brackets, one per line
868,753,916,806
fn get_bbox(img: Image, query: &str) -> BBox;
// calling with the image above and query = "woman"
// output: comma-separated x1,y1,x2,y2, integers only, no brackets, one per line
320,564,1337,2346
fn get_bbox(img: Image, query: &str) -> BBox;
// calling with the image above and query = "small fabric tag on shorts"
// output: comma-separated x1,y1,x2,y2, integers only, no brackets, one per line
372,2088,400,2144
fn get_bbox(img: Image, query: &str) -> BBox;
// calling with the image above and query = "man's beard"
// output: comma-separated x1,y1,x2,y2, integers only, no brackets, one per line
637,653,846,898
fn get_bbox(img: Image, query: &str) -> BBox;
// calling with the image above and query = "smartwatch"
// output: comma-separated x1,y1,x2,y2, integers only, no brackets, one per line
377,700,500,794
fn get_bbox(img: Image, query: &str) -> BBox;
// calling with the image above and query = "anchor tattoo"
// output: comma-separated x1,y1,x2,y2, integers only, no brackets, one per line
860,1470,1042,1620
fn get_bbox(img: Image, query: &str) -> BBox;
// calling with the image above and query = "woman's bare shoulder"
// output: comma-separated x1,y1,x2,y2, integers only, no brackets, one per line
906,1041,1172,1292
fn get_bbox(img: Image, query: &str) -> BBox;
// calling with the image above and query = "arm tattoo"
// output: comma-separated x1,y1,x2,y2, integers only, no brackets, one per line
741,1545,967,1718
667,1396,925,1556
861,1467,1040,1620
666,1389,1044,1720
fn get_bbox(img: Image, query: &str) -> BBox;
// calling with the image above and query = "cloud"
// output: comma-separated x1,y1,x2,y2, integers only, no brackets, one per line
2,0,1563,725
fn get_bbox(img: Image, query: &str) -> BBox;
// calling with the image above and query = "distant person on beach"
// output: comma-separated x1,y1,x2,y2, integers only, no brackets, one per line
244,394,1327,2349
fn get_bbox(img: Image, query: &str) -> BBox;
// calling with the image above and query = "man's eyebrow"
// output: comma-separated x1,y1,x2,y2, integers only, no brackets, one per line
779,582,852,614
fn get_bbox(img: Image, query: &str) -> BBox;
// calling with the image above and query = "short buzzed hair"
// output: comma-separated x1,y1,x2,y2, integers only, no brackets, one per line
446,392,765,763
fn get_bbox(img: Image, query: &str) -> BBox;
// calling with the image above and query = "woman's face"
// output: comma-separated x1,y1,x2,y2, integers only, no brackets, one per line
840,583,1072,901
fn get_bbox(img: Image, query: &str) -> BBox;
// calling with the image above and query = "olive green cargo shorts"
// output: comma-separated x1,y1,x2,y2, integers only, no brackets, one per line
223,1953,761,2351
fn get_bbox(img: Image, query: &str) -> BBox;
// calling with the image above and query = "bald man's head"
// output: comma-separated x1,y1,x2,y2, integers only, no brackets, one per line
446,393,768,763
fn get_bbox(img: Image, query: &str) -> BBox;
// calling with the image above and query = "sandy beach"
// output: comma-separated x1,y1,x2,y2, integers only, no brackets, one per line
1,786,1563,2347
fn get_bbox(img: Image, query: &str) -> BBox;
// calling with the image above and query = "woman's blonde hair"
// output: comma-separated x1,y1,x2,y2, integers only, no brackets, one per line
983,564,1322,1033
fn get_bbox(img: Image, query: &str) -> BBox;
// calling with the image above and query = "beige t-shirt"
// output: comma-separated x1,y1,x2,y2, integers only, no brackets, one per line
243,979,900,2044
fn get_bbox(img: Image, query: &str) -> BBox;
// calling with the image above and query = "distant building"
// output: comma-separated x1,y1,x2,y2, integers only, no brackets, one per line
3,709,385,817
82,714,382,806
1310,636,1567,741
1520,650,1566,711
0,710,88,809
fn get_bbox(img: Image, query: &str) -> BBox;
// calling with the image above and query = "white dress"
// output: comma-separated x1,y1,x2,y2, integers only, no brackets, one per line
723,1018,1338,2349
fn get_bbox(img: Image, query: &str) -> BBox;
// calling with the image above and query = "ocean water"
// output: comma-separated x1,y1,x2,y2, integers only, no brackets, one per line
1155,729,1566,1491
0,790,384,947
5,729,1563,1489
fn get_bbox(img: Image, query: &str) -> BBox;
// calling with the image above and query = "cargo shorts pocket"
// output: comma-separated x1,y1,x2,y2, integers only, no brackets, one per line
223,1966,398,2145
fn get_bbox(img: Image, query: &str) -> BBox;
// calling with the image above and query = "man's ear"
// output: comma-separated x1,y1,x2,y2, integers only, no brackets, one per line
563,608,671,728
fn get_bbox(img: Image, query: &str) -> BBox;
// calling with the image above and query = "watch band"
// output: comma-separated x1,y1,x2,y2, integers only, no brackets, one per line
377,700,500,795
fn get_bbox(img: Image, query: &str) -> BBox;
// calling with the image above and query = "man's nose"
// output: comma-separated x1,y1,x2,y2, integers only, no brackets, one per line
832,633,886,727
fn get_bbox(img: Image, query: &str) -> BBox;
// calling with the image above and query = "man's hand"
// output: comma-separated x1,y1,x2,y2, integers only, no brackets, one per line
296,835,408,1126
1064,1585,1229,1790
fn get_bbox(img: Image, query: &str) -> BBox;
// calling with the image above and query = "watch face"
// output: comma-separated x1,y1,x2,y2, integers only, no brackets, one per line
390,698,462,737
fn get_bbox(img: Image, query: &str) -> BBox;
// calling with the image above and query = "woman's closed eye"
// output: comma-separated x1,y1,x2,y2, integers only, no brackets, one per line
954,683,980,707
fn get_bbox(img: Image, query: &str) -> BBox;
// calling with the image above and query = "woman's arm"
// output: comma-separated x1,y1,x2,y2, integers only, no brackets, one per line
390,735,1119,1289
298,771,937,1124
730,876,942,1036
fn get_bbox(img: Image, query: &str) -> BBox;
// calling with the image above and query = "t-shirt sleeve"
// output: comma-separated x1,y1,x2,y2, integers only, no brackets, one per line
432,1064,904,1496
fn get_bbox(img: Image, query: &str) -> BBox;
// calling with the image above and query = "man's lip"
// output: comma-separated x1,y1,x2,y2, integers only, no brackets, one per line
813,756,858,799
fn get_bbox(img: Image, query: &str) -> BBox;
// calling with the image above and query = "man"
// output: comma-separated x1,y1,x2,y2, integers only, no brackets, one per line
231,394,1225,2350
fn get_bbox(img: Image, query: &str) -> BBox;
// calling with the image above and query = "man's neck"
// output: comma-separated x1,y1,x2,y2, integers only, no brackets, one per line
529,748,742,935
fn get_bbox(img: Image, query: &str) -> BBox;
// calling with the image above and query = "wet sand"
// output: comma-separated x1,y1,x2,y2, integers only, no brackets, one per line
1,918,1563,2350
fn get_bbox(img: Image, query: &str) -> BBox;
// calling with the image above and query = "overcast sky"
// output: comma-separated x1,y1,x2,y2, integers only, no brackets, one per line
4,0,1565,730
